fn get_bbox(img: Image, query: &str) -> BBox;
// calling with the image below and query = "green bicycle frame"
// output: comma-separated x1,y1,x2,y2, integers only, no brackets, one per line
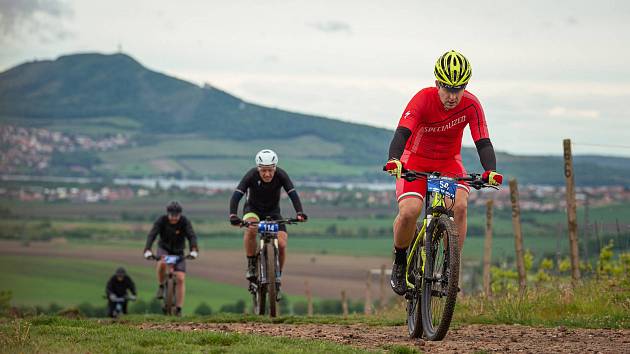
404,192,447,289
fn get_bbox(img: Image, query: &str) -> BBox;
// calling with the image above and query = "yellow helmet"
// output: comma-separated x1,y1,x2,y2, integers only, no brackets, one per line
434,50,472,88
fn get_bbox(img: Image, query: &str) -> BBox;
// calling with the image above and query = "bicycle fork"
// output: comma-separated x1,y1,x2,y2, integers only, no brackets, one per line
258,237,280,285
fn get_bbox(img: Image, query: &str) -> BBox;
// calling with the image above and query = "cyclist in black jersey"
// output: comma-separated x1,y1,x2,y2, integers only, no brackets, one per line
143,201,198,316
229,149,307,288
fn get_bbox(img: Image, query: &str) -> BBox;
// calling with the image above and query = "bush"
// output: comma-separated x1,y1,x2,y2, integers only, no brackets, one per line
292,301,308,315
47,303,62,315
194,302,213,316
130,299,148,314
0,290,12,315
349,299,365,314
219,299,245,314
315,299,342,314
147,298,163,314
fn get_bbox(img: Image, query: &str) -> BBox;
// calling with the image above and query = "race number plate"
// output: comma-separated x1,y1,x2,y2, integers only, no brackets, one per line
164,255,180,264
427,177,457,198
258,222,279,233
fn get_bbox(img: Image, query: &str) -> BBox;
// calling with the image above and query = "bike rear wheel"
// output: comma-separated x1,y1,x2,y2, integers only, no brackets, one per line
406,225,424,338
421,215,460,341
165,277,176,316
264,242,277,317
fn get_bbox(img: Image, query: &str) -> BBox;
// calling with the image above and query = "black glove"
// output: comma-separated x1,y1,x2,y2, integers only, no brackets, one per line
297,212,308,221
229,214,242,226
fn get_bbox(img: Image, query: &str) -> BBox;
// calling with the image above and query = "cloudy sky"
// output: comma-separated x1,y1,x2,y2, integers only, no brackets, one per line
2,0,630,157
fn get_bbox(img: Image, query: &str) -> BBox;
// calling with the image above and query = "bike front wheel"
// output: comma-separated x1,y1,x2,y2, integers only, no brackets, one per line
264,242,277,317
165,277,176,316
421,214,460,341
253,255,266,315
407,225,424,338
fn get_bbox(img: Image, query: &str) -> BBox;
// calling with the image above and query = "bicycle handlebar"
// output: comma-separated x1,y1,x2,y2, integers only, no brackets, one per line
384,167,500,191
104,295,136,301
240,218,303,228
145,254,196,261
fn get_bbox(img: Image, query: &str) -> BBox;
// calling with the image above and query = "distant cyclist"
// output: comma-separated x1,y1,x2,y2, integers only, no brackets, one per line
385,50,503,295
143,201,198,316
105,267,137,317
229,149,307,298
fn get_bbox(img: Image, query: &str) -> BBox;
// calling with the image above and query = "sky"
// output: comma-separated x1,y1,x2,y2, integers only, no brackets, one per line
1,0,630,157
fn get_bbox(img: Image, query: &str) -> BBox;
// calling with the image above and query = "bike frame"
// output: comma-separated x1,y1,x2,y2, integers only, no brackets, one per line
404,177,453,289
146,253,194,315
257,223,280,286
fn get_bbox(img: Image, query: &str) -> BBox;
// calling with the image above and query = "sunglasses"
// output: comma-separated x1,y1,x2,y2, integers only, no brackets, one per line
439,82,466,93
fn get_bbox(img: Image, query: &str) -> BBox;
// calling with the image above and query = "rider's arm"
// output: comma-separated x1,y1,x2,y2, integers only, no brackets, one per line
229,169,255,215
475,138,497,171
388,127,412,160
144,217,162,251
183,216,199,251
229,191,245,216
467,94,496,170
279,168,303,213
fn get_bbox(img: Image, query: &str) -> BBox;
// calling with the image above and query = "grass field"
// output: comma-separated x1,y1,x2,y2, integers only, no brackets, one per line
0,317,376,354
0,255,305,315
94,134,378,177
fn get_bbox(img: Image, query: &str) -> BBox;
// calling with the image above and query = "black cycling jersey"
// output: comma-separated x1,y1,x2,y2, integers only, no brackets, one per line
106,275,136,297
230,167,303,215
145,215,198,255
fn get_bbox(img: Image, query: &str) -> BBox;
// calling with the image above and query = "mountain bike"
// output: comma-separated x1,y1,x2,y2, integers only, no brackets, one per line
389,169,499,340
146,253,194,316
241,218,301,317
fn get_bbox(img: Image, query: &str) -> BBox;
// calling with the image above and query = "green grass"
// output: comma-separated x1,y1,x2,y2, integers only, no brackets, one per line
0,256,298,314
93,134,379,177
0,317,378,354
454,277,630,329
0,116,142,136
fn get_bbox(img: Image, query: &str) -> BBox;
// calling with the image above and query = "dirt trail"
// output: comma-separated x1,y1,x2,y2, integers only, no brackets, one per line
139,322,630,353
0,240,391,299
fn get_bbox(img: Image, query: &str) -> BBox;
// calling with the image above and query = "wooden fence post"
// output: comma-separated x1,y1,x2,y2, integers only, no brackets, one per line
379,264,386,312
509,178,527,293
563,138,581,281
364,271,372,315
341,290,348,317
483,199,494,298
305,280,313,316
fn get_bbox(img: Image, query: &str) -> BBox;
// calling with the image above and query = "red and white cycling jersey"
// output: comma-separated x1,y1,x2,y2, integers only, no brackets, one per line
394,87,489,201
397,87,489,161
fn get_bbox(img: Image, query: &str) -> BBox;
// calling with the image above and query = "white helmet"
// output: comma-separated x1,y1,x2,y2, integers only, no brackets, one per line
255,149,278,167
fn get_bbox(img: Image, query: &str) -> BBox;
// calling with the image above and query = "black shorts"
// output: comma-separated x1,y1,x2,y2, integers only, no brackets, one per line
242,208,287,232
157,247,186,273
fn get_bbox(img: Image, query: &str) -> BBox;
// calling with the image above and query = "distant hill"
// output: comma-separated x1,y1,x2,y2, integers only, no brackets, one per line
1,52,629,185
0,53,389,165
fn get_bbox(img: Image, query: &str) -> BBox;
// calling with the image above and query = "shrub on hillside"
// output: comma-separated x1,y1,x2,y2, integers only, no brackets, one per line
292,301,308,315
0,290,12,315
219,300,245,314
194,302,213,316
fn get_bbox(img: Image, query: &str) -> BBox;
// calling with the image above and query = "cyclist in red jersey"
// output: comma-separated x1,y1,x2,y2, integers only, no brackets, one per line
385,50,503,295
